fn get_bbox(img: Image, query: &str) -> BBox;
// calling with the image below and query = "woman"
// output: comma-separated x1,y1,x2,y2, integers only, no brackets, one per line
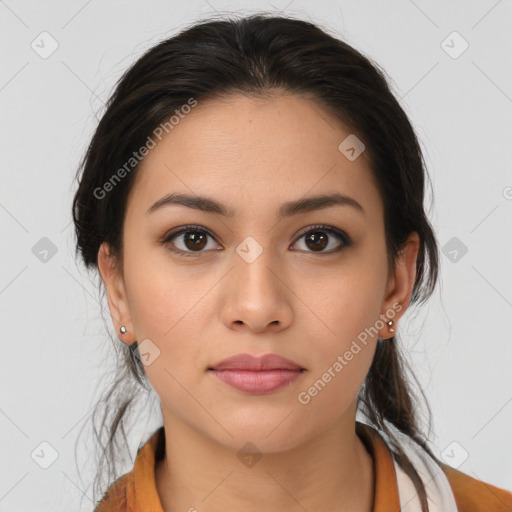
72,13,512,512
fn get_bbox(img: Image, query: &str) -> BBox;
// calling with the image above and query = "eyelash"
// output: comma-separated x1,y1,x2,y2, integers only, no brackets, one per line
160,224,353,258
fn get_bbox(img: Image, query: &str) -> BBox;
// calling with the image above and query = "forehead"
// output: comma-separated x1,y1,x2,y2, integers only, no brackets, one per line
126,92,383,224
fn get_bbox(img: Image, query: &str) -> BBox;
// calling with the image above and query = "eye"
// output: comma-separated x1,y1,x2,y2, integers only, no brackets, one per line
161,225,221,257
161,224,352,257
291,224,352,254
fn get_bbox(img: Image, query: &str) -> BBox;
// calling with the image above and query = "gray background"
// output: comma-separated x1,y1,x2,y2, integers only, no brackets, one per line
0,0,511,510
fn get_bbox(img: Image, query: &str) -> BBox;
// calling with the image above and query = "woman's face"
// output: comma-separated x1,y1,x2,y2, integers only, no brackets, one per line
99,92,418,452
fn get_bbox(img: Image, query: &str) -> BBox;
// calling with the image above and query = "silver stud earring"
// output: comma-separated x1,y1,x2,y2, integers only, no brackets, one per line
120,326,127,334
387,320,394,333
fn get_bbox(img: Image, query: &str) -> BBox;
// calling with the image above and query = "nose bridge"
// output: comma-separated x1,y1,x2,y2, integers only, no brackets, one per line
234,234,281,298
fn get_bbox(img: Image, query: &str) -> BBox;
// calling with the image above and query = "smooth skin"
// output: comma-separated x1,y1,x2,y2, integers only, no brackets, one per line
98,91,420,512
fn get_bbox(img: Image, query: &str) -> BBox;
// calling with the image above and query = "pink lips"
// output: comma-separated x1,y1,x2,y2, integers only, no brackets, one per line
208,353,305,395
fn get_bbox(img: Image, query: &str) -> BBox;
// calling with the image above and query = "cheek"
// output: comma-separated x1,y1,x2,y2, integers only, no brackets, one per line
122,246,218,388
123,241,205,338
295,267,382,404
306,265,384,347
296,319,377,426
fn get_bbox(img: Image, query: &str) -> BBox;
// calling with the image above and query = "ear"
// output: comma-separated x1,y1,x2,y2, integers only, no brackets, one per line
97,242,134,344
378,231,420,339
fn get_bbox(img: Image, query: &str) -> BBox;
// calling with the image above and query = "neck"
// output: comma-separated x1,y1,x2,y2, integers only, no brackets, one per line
155,413,375,512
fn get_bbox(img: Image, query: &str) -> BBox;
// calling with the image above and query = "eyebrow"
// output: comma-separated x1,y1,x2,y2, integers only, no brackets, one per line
146,192,365,218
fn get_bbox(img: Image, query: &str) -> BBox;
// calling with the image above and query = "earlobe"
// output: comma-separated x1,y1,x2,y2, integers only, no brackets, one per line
97,242,134,343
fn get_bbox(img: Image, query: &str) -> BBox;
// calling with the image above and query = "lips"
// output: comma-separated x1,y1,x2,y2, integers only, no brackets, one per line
208,353,305,372
208,353,305,395
208,353,306,394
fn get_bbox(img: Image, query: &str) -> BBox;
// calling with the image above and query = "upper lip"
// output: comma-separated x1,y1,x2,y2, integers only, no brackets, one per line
209,353,305,371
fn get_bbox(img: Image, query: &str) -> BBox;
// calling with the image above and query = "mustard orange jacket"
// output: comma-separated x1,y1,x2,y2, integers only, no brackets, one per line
94,422,512,511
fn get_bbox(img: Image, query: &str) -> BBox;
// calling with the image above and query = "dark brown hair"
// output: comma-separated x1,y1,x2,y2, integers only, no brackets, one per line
72,12,441,510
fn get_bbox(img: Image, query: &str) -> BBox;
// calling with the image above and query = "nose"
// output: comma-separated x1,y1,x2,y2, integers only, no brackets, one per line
220,246,293,334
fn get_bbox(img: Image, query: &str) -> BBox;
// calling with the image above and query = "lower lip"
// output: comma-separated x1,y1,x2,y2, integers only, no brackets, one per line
209,369,304,394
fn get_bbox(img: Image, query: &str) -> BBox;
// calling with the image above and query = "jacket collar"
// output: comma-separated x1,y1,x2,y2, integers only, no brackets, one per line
124,421,401,511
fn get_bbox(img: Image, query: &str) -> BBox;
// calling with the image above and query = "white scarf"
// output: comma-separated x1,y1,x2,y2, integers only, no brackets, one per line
381,423,460,511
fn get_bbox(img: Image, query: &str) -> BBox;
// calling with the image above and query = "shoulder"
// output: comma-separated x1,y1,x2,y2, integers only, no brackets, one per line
93,472,131,512
440,462,512,512
92,428,164,512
